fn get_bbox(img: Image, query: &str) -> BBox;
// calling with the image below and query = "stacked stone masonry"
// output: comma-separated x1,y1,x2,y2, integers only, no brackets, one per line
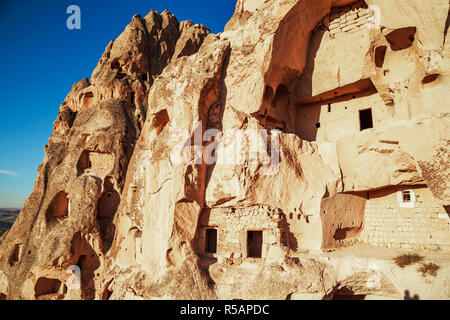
359,186,450,251
314,1,375,36
197,206,287,264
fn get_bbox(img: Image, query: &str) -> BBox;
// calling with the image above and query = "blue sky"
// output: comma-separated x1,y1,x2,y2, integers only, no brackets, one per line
0,0,235,208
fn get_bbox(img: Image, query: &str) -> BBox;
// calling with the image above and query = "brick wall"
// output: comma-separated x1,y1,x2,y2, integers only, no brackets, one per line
196,206,286,263
314,1,374,37
195,187,450,259
359,186,450,251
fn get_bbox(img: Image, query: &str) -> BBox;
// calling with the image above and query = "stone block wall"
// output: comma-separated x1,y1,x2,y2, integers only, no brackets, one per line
359,186,450,251
195,187,450,261
195,206,286,263
314,1,374,37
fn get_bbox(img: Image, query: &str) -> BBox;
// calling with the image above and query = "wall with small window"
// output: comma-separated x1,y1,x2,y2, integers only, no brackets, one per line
398,189,416,208
194,206,287,263
359,185,450,251
295,91,390,142
205,228,218,254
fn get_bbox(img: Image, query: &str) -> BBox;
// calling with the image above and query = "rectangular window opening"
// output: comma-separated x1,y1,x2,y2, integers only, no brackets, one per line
205,228,217,253
247,230,263,258
359,108,373,131
402,191,411,203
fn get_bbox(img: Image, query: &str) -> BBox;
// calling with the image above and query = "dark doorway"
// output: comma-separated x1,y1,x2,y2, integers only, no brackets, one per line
247,231,263,258
205,228,217,253
375,46,387,68
359,108,373,131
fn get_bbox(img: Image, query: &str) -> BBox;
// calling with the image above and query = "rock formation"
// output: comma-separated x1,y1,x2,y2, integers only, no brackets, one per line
0,1,449,300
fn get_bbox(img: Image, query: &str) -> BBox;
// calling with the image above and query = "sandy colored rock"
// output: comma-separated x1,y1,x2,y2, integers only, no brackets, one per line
0,0,449,300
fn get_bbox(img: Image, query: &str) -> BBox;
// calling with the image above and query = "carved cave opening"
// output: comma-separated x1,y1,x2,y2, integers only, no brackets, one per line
77,150,92,175
34,277,62,298
45,191,69,227
111,58,126,79
111,59,121,70
70,231,101,300
375,46,387,68
76,150,115,176
384,27,417,51
9,243,23,267
97,179,120,254
422,74,440,87
76,253,99,300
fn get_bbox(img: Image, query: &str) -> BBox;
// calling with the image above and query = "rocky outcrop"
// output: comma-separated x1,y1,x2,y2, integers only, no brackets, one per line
0,0,449,300
0,9,210,300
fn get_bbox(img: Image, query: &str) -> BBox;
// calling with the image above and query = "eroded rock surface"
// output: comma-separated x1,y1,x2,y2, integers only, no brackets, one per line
0,1,449,300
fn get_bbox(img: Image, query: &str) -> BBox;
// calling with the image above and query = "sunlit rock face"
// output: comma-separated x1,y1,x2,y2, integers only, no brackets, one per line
0,0,449,300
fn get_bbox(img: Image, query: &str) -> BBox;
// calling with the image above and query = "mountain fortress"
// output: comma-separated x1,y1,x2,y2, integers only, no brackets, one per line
0,0,449,300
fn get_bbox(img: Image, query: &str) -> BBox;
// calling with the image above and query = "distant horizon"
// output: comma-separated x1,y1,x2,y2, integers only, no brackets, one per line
0,0,235,208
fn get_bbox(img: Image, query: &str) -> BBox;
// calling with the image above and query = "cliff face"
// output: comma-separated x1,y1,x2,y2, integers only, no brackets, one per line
1,1,449,300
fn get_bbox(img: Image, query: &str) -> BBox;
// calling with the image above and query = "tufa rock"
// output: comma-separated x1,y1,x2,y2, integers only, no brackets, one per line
0,1,449,300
